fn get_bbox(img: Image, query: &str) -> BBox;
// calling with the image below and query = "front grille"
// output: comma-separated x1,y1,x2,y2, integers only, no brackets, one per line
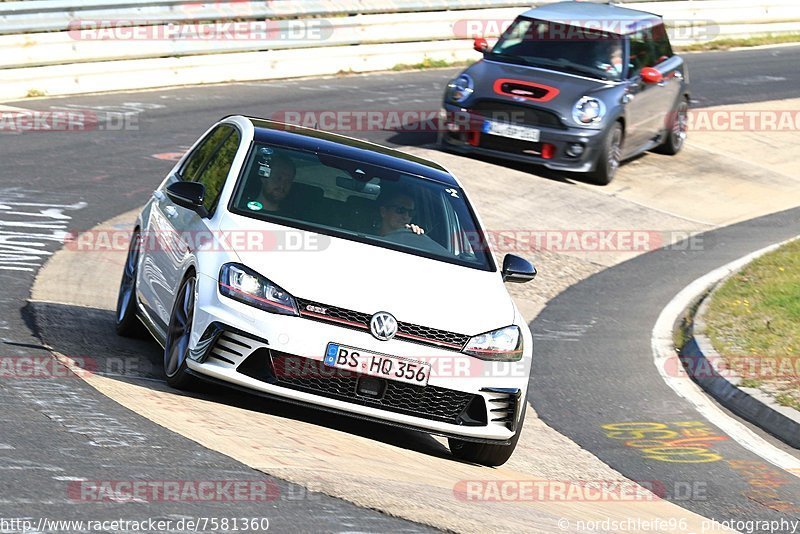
496,81,551,100
242,351,486,425
480,134,546,156
471,99,566,130
296,298,470,351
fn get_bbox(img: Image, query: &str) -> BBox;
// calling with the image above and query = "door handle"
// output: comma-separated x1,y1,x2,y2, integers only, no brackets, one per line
152,190,166,201
164,206,178,219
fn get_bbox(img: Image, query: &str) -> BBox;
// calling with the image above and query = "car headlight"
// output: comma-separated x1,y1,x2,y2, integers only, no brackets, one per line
219,263,298,316
573,96,606,125
446,74,474,104
463,325,523,361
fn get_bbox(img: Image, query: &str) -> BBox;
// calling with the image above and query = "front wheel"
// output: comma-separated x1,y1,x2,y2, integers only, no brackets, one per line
164,274,200,390
587,122,623,185
115,230,145,337
448,404,527,467
653,99,688,155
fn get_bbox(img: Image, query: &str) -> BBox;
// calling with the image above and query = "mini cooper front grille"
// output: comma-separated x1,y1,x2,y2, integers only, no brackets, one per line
257,352,486,425
480,135,546,156
295,298,470,351
471,99,566,130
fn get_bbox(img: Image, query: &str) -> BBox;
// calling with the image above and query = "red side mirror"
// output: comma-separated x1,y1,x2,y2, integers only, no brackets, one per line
640,67,663,84
473,38,488,53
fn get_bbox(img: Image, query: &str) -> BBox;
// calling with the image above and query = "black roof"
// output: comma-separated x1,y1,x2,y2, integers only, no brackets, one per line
246,118,459,187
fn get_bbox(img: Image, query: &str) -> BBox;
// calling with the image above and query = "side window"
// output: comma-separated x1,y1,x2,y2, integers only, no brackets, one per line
651,24,673,63
180,126,231,182
627,31,654,75
194,128,240,213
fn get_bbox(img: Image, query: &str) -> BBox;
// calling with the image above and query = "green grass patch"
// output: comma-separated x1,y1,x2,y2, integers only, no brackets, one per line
391,57,472,71
705,239,800,409
675,33,800,52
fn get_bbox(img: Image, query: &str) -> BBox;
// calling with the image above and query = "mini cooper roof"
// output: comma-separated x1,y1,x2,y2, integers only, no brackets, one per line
244,117,459,188
520,1,663,34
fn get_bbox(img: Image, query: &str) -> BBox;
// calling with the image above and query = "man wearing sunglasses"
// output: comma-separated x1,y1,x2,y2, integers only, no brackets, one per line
378,192,425,236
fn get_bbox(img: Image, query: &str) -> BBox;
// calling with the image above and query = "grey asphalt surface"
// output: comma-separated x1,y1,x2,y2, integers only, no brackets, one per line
1,45,799,531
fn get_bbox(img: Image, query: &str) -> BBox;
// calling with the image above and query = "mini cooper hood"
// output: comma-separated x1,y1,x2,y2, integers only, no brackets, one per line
465,59,613,110
222,213,516,336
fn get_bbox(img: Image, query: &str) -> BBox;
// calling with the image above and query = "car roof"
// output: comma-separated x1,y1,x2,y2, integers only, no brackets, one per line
521,1,662,33
241,117,459,188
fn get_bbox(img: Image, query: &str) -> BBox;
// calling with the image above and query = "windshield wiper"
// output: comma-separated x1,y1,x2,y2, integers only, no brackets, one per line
487,52,533,67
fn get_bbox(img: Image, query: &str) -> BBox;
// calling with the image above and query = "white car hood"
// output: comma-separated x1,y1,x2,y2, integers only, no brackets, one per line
221,213,515,336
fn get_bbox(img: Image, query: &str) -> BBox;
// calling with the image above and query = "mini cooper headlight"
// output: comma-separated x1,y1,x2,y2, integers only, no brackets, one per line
573,96,606,125
446,74,474,104
463,325,523,361
219,263,298,316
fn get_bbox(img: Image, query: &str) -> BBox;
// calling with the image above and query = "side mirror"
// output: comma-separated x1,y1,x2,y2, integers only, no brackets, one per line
473,37,489,53
640,67,663,84
501,254,537,283
166,181,209,218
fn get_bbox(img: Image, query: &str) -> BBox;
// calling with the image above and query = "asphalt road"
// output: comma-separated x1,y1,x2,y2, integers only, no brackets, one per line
1,45,798,530
530,207,800,530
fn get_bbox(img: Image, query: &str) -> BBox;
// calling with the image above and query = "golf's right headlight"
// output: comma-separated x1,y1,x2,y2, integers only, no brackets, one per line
573,96,606,125
446,74,474,104
463,325,523,361
219,263,298,316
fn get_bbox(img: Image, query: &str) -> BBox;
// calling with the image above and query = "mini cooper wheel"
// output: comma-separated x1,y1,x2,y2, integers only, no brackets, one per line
654,99,688,155
115,230,145,337
448,405,526,467
588,122,623,185
164,273,200,390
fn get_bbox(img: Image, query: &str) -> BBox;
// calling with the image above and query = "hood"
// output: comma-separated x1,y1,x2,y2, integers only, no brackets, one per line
463,59,615,118
221,212,515,337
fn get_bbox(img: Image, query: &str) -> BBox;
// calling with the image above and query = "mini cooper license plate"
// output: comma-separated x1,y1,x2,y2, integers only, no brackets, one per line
324,343,431,387
483,120,540,142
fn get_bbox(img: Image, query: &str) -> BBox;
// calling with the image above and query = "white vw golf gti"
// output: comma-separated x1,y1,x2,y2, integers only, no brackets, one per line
117,116,537,466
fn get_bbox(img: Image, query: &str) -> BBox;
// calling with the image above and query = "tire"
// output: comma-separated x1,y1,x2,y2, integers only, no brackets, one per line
115,230,145,337
449,404,527,467
653,99,688,155
587,122,623,186
163,273,200,390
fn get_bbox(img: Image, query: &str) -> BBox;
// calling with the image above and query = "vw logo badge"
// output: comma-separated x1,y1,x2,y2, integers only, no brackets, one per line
370,312,398,341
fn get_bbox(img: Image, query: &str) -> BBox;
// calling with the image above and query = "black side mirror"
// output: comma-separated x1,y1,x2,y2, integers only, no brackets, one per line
501,254,536,283
166,181,209,218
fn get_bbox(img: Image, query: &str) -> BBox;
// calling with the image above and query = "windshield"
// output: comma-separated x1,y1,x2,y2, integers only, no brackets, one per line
229,143,494,271
489,18,625,81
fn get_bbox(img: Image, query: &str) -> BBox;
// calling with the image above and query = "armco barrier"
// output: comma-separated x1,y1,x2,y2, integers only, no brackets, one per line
0,0,799,101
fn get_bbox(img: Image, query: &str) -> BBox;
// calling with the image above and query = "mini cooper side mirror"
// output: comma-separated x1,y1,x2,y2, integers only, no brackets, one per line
473,37,489,53
640,67,663,84
166,181,209,218
501,254,537,283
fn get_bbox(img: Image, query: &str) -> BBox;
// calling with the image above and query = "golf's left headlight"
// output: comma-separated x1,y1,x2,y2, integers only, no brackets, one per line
463,325,523,361
219,263,298,316
573,96,606,125
446,74,474,104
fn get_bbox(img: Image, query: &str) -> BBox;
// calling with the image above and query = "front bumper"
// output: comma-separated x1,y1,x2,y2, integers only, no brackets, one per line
440,103,606,173
186,272,530,443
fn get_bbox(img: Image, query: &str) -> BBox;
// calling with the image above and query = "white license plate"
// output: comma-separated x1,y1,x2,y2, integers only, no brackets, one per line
323,343,431,387
483,120,540,142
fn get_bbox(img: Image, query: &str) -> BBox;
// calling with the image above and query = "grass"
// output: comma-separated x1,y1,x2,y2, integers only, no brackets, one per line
391,58,472,71
704,238,800,410
675,33,800,52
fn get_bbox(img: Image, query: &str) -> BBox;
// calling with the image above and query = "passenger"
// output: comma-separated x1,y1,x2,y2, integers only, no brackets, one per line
256,152,295,213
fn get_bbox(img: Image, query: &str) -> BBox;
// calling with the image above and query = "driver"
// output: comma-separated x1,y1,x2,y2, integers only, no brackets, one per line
377,191,425,236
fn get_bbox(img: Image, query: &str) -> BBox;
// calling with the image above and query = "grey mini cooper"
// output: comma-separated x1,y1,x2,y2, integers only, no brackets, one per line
440,1,689,184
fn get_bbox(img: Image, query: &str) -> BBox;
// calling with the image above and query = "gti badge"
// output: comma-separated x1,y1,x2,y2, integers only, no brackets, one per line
370,311,398,341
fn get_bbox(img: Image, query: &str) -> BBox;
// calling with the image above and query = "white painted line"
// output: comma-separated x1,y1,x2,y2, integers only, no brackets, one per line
652,236,800,478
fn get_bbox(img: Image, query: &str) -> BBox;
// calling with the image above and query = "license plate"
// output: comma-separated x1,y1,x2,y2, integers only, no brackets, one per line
323,343,431,387
483,120,540,142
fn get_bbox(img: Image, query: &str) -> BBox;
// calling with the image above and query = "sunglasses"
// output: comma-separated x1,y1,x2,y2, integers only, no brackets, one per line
387,205,415,217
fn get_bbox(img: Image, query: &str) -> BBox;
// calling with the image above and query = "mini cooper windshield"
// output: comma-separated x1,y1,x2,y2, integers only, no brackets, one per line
230,143,494,271
490,18,625,81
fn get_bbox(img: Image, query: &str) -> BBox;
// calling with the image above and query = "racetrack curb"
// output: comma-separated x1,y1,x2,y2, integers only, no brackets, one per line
677,239,800,449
